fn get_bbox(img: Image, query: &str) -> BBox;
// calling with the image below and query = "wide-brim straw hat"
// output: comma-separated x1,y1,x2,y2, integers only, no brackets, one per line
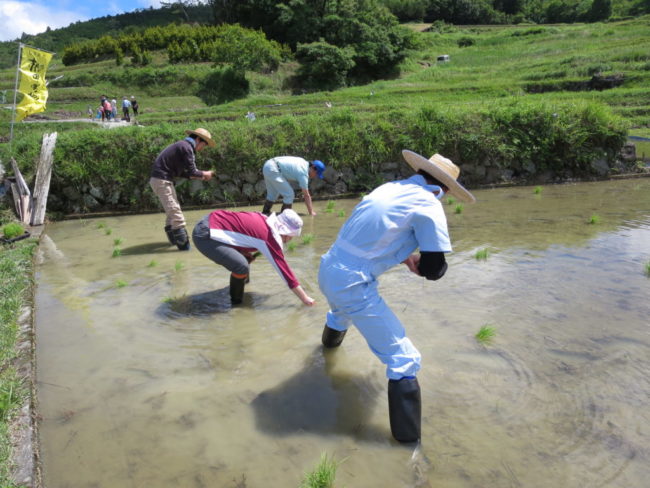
185,128,216,147
402,149,475,203
266,209,303,237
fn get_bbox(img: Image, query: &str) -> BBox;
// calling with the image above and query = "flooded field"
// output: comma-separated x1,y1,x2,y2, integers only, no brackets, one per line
35,178,650,487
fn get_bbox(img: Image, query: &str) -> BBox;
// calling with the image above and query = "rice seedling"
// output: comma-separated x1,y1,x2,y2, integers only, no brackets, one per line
174,260,185,271
115,279,128,288
474,248,489,260
446,196,456,205
645,261,650,277
113,237,124,246
337,210,345,217
96,222,106,229
287,241,297,251
1,222,23,239
112,247,122,257
147,260,158,267
161,296,173,303
325,200,336,213
454,204,464,214
534,186,543,194
302,233,315,244
475,324,496,345
104,227,113,235
300,454,338,488
588,214,601,224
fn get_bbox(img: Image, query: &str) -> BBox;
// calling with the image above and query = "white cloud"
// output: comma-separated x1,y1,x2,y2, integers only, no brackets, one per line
0,1,86,42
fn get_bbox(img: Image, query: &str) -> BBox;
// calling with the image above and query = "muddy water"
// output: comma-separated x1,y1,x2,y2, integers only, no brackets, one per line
35,178,650,488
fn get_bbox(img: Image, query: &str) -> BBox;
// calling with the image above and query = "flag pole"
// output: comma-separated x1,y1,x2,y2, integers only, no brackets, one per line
8,42,23,152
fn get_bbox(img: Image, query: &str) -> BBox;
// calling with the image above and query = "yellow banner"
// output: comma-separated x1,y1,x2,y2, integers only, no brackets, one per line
15,46,53,122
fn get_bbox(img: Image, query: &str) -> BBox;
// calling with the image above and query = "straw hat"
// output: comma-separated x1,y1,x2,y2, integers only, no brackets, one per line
185,128,216,147
267,209,303,237
402,149,475,203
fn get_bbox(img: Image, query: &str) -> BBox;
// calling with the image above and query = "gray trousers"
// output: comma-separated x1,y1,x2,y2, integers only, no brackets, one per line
192,216,249,276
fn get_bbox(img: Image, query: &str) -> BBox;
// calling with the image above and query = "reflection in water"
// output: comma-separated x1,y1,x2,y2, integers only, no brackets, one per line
35,178,650,488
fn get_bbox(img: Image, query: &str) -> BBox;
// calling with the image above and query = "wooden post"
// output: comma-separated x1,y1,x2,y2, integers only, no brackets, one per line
31,132,57,226
10,157,31,224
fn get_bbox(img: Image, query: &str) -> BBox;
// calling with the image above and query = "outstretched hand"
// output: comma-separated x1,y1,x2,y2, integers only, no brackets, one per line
402,254,421,275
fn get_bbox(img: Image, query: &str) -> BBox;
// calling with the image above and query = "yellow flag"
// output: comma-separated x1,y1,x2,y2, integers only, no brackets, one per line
15,46,53,122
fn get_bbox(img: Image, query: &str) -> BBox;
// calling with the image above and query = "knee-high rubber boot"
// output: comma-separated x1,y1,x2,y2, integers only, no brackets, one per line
322,324,347,348
262,200,274,215
230,273,247,305
388,377,421,443
172,226,191,251
164,225,176,245
280,203,292,212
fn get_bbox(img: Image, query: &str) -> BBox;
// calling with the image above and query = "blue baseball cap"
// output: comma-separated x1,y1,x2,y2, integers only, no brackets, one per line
311,160,325,179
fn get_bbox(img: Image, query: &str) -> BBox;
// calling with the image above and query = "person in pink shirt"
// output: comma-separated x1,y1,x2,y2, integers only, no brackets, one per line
192,208,315,306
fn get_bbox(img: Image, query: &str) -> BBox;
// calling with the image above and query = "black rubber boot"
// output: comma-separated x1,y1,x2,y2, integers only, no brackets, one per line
172,227,191,251
322,324,347,348
230,274,247,305
164,225,176,245
262,200,274,215
388,377,421,443
280,203,293,212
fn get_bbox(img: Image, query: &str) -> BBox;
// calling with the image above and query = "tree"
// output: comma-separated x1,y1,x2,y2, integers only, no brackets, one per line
293,41,355,91
587,0,612,21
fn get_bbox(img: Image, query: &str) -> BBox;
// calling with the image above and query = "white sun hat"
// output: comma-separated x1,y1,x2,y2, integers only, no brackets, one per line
402,149,476,203
266,209,303,237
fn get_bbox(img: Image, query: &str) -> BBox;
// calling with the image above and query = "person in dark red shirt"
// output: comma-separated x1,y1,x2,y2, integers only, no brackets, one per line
192,208,316,306
149,128,215,250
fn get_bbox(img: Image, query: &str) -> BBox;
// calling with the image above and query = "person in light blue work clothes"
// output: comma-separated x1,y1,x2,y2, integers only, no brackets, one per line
318,149,476,443
261,156,325,216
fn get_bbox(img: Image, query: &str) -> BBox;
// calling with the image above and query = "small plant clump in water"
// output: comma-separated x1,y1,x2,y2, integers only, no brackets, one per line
112,247,122,257
115,279,128,288
454,204,464,214
113,237,124,246
446,196,456,205
96,222,106,229
105,228,113,235
287,241,297,252
325,200,336,213
534,186,543,194
302,233,315,244
645,261,650,277
476,324,496,345
2,222,24,239
175,260,185,272
588,214,601,224
300,453,338,488
475,248,489,260
337,210,345,217
147,260,158,268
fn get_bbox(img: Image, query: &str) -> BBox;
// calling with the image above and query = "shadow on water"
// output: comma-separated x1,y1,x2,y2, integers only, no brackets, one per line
252,346,390,443
120,241,178,255
156,288,274,318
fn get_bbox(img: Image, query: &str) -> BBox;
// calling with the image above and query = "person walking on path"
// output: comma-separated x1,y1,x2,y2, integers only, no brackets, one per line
149,128,215,250
261,156,325,216
317,149,476,443
131,96,139,118
192,209,315,306
122,96,131,121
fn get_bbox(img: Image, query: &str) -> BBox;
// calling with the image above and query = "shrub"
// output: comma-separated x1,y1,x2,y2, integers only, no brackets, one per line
293,41,355,92
2,223,24,239
457,36,475,47
198,66,249,105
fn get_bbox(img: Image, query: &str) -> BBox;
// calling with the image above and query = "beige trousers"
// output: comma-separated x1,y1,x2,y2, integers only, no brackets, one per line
149,177,185,229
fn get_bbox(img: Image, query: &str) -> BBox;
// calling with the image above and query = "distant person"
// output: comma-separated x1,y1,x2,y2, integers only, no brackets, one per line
122,96,131,122
192,208,315,306
98,104,105,122
318,149,476,443
87,105,93,119
149,128,215,250
131,96,139,118
261,156,325,216
103,99,112,120
111,98,118,120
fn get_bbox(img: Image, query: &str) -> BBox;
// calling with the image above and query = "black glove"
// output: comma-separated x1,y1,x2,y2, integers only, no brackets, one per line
418,251,447,281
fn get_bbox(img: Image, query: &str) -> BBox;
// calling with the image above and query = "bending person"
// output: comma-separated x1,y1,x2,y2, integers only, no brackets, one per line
318,149,476,443
149,128,215,250
261,156,325,216
192,208,315,307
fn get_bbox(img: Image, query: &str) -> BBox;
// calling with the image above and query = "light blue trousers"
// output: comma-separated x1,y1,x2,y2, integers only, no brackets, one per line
263,160,295,204
318,250,421,380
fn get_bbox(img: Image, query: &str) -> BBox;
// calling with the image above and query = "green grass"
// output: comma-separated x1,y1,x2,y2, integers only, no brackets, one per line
300,454,338,488
474,248,490,260
588,214,602,224
302,233,315,244
475,324,497,345
0,239,36,485
1,223,23,239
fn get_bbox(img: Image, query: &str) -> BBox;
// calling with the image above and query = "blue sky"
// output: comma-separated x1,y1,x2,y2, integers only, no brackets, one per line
0,0,166,42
